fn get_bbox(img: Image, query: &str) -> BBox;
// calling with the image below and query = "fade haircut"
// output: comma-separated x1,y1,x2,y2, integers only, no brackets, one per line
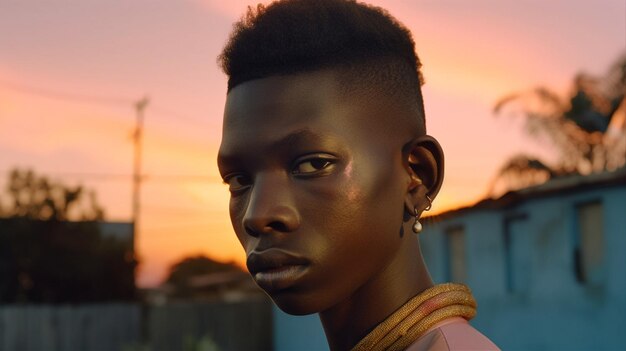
218,0,427,133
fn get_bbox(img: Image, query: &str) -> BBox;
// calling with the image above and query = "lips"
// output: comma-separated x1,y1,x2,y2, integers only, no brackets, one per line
247,249,310,291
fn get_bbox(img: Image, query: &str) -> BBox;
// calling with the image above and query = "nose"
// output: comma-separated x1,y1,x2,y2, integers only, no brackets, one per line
242,173,300,236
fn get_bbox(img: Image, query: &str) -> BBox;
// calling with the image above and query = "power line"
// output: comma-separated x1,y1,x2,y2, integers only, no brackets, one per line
0,79,134,107
0,170,223,184
142,208,212,216
142,222,227,232
150,104,210,128
144,174,223,183
140,230,222,238
0,79,210,128
0,171,130,181
0,81,220,233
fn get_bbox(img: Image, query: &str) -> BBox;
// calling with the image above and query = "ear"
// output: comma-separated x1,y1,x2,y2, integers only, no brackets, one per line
402,135,445,216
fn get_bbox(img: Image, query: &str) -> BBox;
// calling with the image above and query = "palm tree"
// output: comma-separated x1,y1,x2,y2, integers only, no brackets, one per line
490,53,626,196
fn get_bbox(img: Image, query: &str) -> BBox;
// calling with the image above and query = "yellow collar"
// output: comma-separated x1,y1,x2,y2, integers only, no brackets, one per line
351,283,477,351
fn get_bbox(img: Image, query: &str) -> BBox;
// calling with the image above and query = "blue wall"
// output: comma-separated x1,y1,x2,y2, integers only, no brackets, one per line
273,183,626,351
273,306,328,351
421,185,626,350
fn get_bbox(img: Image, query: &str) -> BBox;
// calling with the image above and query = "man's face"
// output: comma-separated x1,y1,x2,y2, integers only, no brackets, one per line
218,70,410,315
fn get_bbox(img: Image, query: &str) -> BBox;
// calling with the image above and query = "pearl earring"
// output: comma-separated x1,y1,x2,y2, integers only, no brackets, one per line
412,195,432,234
412,213,423,233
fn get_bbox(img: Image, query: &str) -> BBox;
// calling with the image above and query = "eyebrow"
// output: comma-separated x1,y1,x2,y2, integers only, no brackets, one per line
269,128,325,152
217,128,326,171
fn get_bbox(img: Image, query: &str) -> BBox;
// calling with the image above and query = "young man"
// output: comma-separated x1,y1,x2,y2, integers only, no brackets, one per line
217,0,499,350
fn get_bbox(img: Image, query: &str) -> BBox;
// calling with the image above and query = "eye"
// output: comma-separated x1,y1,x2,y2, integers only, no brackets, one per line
223,174,252,192
292,157,336,175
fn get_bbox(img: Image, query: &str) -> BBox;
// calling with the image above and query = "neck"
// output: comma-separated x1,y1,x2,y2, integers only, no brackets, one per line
319,238,433,351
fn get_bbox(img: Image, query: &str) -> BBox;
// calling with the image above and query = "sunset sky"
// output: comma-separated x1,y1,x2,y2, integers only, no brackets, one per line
1,0,624,287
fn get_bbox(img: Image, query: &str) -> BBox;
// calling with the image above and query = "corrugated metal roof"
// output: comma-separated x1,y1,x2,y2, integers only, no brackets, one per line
425,167,626,223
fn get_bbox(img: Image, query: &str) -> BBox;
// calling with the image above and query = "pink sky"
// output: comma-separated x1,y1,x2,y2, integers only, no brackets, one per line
0,0,624,287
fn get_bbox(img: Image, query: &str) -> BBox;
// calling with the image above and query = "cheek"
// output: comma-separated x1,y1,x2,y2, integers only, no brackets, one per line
343,160,360,202
344,156,404,224
346,165,406,268
228,196,249,247
309,156,405,234
348,168,404,250
307,156,406,266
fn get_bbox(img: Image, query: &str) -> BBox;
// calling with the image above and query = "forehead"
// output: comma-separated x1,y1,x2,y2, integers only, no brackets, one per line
224,71,341,132
219,70,380,159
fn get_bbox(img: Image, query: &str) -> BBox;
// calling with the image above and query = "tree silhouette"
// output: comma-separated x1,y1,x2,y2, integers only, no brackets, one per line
0,168,136,303
2,168,104,221
491,53,626,195
164,255,251,300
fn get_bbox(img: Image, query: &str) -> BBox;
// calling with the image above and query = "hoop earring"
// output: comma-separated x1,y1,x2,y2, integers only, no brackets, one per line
412,195,433,234
424,195,432,211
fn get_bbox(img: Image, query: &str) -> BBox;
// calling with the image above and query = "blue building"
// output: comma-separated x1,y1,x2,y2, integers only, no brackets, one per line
420,168,626,350
274,168,626,351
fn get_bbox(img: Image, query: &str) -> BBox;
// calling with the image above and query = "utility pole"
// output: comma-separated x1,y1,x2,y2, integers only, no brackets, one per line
132,96,149,250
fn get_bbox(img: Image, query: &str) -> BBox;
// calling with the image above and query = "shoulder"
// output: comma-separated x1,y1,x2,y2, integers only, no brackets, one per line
406,317,500,351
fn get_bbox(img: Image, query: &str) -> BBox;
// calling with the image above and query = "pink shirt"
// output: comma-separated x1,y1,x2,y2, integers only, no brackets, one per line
406,317,500,351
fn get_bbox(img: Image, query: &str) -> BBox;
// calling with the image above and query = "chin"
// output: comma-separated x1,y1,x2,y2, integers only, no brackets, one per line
269,291,325,316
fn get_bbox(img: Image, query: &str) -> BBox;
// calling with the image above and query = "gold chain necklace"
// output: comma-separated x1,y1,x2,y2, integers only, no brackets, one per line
351,283,477,351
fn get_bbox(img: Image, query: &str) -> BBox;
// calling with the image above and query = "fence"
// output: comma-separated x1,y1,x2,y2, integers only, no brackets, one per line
0,300,272,351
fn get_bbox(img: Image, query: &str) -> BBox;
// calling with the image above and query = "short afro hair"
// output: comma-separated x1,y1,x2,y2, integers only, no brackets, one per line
218,0,427,132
